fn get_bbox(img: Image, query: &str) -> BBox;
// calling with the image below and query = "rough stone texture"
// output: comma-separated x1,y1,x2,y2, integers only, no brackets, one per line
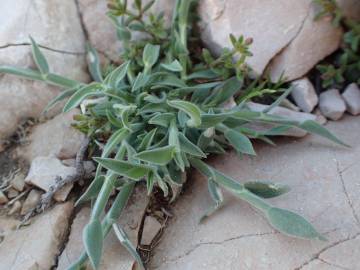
342,83,360,116
0,216,19,238
21,189,42,215
25,156,76,202
0,0,89,146
267,4,343,82
246,102,317,137
10,172,26,192
199,0,309,77
0,191,9,204
0,202,73,270
8,201,22,216
141,216,162,246
58,185,149,270
78,0,176,62
337,0,360,21
21,110,85,162
291,77,318,113
151,116,360,270
319,89,346,121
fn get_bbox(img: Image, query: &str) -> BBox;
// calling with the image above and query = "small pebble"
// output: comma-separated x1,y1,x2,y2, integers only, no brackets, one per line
291,78,318,112
21,189,42,215
10,173,26,192
8,201,21,215
6,188,19,199
319,89,346,120
342,83,360,115
0,191,9,204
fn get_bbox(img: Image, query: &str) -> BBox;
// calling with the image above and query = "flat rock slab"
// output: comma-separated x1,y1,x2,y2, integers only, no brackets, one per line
0,202,73,270
58,185,149,270
151,116,360,270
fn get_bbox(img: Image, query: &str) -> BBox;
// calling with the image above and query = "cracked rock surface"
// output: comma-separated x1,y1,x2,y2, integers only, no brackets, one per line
0,202,73,270
0,0,89,146
150,116,360,270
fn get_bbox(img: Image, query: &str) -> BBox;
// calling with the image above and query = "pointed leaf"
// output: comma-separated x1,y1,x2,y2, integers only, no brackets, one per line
178,133,206,158
299,120,348,147
112,224,145,270
107,61,130,88
149,113,175,127
30,36,49,74
143,44,160,69
224,129,256,155
161,60,183,72
76,176,104,206
43,87,77,114
86,44,103,82
83,219,103,270
200,179,224,223
244,181,290,198
63,83,103,112
134,145,176,165
94,158,153,180
167,100,201,127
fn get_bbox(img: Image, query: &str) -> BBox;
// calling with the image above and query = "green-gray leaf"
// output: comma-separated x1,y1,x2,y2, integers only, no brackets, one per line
63,83,103,112
161,60,183,72
94,158,153,180
30,36,49,74
244,181,290,198
224,129,256,155
266,207,326,240
167,100,201,127
143,44,160,69
83,219,103,270
178,133,206,158
86,44,103,82
134,145,176,165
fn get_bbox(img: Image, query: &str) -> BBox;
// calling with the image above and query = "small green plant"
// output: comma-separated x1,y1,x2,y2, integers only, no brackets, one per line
0,0,347,269
314,0,360,88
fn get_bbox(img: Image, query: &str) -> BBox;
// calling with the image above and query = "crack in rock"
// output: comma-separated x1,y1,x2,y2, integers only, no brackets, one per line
0,42,85,55
318,258,352,270
154,231,275,268
336,160,360,228
294,232,360,270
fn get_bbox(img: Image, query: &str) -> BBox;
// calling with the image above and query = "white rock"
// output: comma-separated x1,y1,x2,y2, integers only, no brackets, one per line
141,216,162,246
291,78,318,112
342,83,360,115
319,89,346,120
21,110,85,162
0,0,89,146
10,172,26,192
6,188,19,199
0,191,9,204
0,202,73,270
267,5,342,81
25,156,76,202
246,102,318,137
78,0,175,62
8,201,22,216
199,0,309,77
61,159,96,175
151,116,360,270
21,189,42,215
0,216,19,237
58,185,149,270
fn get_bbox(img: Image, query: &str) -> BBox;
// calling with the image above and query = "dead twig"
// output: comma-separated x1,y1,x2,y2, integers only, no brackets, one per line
21,137,90,223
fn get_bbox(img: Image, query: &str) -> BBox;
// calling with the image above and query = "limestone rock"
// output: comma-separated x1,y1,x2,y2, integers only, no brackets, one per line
21,189,42,215
342,83,360,115
21,110,85,162
0,202,73,270
199,0,309,77
290,78,318,112
10,172,26,192
61,159,96,175
267,5,343,81
25,156,76,202
6,188,19,199
8,201,22,216
151,116,360,270
58,185,149,270
246,102,317,137
0,0,89,146
0,216,19,237
319,89,346,120
78,0,176,62
141,216,162,246
0,191,9,204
